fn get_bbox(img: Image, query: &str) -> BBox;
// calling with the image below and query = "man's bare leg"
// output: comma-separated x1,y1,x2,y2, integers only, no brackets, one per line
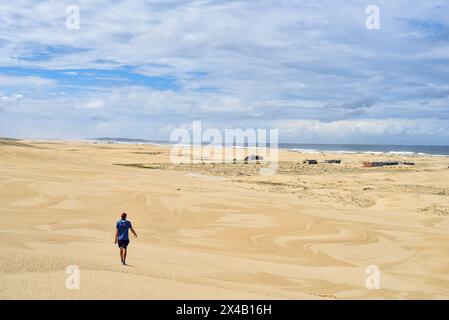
120,248,125,264
123,248,127,264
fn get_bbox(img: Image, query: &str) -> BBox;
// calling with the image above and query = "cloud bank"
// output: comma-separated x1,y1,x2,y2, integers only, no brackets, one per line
0,0,448,144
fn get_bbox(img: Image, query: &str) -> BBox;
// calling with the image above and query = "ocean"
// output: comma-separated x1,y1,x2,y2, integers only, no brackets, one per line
90,138,449,156
279,143,449,156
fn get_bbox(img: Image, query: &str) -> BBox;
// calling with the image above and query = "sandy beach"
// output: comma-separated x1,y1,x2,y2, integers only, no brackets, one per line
1,138,449,299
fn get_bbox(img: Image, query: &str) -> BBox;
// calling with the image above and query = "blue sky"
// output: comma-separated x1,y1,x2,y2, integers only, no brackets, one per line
0,0,449,144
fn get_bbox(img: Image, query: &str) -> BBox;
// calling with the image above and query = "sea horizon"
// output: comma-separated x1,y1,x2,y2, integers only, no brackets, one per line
4,136,449,156
81,137,449,156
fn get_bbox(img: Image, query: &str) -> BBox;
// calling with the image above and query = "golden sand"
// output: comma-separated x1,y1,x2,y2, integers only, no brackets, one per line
1,139,448,299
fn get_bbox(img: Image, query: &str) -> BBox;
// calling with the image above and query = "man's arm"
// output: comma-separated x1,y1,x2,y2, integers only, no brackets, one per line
130,227,138,238
114,228,118,243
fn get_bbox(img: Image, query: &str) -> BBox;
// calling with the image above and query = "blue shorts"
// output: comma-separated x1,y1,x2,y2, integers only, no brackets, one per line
117,239,130,248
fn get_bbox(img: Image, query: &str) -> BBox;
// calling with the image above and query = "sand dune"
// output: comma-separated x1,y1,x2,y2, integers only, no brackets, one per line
1,140,449,299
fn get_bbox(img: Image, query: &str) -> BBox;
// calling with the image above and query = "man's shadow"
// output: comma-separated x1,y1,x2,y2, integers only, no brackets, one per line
123,264,137,268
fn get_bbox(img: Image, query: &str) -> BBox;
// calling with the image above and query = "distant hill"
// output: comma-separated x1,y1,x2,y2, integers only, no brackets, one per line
91,137,152,143
0,137,34,148
90,137,170,144
0,137,20,141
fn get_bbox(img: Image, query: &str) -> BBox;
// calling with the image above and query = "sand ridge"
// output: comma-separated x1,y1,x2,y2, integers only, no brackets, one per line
1,139,449,299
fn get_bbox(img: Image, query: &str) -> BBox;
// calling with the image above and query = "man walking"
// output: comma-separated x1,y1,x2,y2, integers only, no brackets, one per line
114,212,137,265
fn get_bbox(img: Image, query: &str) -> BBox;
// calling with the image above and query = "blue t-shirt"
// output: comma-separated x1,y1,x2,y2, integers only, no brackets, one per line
116,219,132,240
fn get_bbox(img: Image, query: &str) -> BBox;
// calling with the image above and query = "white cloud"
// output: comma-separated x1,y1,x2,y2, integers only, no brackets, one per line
0,75,54,87
0,93,24,111
83,100,106,109
276,118,449,143
1,93,23,103
0,1,448,143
